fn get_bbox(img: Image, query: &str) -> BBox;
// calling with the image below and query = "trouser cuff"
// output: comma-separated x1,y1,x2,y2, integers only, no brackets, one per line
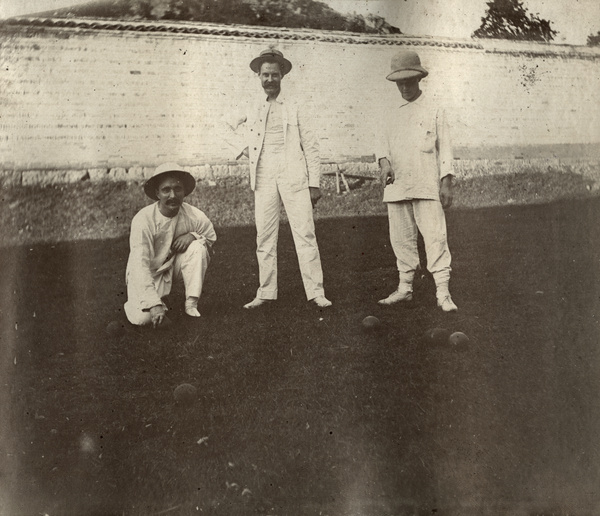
257,288,277,300
398,272,415,291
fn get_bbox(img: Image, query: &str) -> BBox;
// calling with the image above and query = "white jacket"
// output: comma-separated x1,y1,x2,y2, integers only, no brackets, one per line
125,202,216,311
221,92,321,191
376,94,453,203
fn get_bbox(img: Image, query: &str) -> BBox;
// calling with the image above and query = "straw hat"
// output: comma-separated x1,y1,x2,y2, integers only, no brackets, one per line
143,163,196,201
250,48,292,75
386,50,429,81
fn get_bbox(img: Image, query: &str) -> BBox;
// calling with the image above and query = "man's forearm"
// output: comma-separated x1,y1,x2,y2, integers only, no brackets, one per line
220,114,248,161
441,174,453,188
379,157,392,171
439,174,454,209
379,157,393,185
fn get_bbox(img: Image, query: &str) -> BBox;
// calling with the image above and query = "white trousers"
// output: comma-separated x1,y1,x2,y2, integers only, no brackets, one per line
124,240,210,325
254,154,325,301
387,200,451,289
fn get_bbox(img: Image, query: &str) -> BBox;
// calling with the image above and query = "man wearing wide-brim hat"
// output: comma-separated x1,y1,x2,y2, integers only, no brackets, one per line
124,163,216,328
376,50,458,312
221,48,332,309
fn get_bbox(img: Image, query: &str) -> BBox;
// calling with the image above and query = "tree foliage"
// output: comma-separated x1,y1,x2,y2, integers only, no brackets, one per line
587,31,600,46
472,0,557,42
162,0,399,33
42,0,401,35
163,0,256,24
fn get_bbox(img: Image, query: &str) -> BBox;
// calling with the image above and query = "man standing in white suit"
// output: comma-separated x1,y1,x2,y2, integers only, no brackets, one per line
222,48,332,309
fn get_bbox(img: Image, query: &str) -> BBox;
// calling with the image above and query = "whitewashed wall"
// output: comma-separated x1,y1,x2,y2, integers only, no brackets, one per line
1,19,599,182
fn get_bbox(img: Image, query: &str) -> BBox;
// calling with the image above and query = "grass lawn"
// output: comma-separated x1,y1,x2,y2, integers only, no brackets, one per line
1,170,600,515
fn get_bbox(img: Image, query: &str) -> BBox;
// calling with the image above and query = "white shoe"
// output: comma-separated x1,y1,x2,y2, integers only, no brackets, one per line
243,298,273,309
378,289,413,305
185,299,201,317
312,296,332,308
437,295,458,312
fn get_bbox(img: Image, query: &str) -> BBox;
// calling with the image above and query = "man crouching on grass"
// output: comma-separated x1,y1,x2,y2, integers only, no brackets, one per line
124,163,216,328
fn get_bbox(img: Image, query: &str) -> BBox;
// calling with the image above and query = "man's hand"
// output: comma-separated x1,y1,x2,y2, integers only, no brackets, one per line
379,158,395,186
149,305,166,329
207,243,216,258
439,175,454,209
309,187,322,208
171,233,196,254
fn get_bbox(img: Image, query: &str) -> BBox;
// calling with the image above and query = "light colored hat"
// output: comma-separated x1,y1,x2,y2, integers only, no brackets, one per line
250,48,292,75
143,162,196,201
386,50,429,82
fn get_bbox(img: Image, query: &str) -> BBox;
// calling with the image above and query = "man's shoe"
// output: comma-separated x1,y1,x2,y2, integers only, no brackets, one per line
437,295,458,312
378,289,413,305
312,296,332,308
185,298,201,317
243,298,273,310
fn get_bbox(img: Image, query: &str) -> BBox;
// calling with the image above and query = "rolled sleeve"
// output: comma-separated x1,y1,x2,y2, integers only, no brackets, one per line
375,141,390,165
192,217,216,247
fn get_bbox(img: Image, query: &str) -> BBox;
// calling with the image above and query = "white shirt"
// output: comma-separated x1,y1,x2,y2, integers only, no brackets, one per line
376,94,453,203
263,101,285,152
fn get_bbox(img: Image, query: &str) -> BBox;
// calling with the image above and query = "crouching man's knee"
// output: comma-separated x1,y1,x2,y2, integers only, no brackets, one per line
184,239,211,262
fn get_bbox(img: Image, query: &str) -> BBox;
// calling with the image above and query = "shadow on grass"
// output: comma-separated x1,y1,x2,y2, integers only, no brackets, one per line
1,196,600,515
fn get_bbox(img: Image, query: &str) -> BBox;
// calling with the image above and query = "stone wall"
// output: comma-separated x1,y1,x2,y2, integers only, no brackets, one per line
1,18,599,185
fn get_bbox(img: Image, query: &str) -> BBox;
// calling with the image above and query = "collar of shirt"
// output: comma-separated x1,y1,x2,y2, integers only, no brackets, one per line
262,90,289,105
154,203,179,228
399,92,426,110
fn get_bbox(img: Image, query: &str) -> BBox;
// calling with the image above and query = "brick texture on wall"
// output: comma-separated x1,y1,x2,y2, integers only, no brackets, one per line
1,19,599,183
